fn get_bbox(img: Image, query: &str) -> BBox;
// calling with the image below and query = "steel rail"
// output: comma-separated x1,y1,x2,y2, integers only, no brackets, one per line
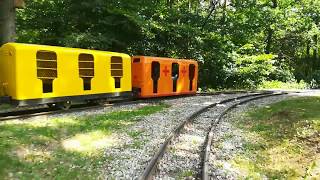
0,90,293,122
201,92,286,180
0,91,264,122
0,98,149,122
139,91,274,180
0,104,105,121
196,90,273,96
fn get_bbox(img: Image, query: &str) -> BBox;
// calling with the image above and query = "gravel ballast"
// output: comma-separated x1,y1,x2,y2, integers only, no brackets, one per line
102,93,253,179
2,90,319,179
207,94,293,179
154,94,276,179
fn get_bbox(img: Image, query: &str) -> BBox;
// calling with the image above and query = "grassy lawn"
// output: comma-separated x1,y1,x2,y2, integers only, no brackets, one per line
0,104,13,111
258,80,308,90
233,97,320,179
0,104,169,179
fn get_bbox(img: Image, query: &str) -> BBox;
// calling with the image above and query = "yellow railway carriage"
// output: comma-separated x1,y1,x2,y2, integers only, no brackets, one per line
0,43,132,107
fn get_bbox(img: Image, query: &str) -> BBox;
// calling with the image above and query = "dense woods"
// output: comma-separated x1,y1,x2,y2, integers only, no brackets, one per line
15,0,320,89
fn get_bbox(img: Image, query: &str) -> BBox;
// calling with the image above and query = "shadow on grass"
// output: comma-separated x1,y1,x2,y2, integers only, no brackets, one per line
244,97,320,142
235,96,320,179
0,104,169,179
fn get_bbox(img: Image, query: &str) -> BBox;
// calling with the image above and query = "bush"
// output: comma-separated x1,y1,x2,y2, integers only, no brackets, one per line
308,70,320,89
258,80,308,90
268,57,295,82
226,53,276,89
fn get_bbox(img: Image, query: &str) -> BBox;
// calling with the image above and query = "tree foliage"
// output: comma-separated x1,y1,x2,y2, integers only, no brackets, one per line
16,0,320,89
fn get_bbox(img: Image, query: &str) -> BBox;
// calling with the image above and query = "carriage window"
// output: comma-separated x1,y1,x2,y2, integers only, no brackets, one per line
111,56,123,88
151,61,160,93
114,77,121,88
171,63,179,92
133,58,140,63
79,53,94,90
36,50,57,93
189,64,196,91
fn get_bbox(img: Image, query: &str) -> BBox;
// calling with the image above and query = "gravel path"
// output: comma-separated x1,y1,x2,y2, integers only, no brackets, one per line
101,93,253,179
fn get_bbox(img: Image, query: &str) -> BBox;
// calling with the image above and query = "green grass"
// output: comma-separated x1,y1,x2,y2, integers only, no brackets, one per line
126,130,147,148
177,170,194,179
232,97,320,179
258,80,308,90
0,104,13,111
0,103,169,179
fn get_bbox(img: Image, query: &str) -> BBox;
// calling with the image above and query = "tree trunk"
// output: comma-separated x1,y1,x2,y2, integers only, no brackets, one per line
202,0,219,30
221,0,227,23
221,0,228,37
0,0,16,46
265,28,273,54
271,0,277,8
313,34,318,60
307,40,311,58
167,0,174,8
264,0,277,54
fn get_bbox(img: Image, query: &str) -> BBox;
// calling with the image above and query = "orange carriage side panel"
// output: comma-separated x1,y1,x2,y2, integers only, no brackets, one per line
158,59,173,96
132,56,198,98
178,61,189,93
131,57,143,92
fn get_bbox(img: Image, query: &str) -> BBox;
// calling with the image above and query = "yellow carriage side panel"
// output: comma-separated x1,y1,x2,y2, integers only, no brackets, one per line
14,44,84,100
53,49,83,96
2,43,132,102
109,54,132,92
56,49,97,96
91,53,132,94
91,52,109,94
0,44,17,98
15,46,43,99
91,52,108,94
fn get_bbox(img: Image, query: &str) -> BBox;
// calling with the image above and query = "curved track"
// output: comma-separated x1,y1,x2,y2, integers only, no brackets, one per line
201,93,284,180
0,91,269,122
139,92,286,180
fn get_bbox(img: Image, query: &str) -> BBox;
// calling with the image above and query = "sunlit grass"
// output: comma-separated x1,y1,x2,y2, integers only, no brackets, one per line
62,130,118,154
177,170,194,179
232,97,320,179
0,103,169,179
258,80,308,90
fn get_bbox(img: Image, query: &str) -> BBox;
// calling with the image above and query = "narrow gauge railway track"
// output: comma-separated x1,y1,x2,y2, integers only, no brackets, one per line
0,104,104,122
140,92,286,180
0,98,162,122
196,90,272,96
201,93,285,180
0,91,269,122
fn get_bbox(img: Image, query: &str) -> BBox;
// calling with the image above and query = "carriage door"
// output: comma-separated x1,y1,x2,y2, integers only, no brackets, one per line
36,51,57,93
151,61,160,93
189,64,195,91
111,56,123,88
172,63,179,92
79,54,94,90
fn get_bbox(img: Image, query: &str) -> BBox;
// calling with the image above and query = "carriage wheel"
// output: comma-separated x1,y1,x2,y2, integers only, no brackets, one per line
57,101,72,110
47,103,57,108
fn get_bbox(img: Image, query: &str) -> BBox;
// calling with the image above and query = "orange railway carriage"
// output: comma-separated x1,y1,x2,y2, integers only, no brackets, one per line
132,56,198,98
